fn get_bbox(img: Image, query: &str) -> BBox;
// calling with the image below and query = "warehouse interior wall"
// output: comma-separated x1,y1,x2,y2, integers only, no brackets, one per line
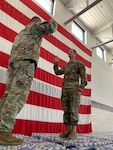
55,0,113,133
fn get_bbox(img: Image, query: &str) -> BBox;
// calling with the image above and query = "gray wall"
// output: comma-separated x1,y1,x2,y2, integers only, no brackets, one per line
54,0,113,132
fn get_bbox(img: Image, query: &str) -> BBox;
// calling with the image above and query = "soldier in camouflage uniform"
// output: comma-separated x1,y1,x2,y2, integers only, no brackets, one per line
53,49,87,140
0,16,57,145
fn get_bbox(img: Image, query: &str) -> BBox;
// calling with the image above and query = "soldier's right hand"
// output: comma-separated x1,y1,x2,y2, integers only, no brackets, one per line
54,56,59,63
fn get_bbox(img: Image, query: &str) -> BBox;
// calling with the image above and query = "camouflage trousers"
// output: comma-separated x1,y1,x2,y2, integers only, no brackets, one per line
61,88,80,126
0,59,35,132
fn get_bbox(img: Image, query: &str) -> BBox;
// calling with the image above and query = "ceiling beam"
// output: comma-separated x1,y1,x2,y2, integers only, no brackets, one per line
64,0,103,25
92,38,113,49
93,20,113,35
92,0,113,35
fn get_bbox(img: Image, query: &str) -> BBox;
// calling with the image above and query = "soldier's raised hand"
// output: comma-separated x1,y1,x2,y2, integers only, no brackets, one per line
54,56,59,63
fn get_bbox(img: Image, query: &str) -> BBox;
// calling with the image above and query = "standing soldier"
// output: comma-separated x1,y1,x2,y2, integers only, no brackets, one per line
0,16,57,145
53,49,87,140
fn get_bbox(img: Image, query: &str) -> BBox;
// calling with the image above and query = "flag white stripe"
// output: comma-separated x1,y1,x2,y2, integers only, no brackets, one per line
0,66,91,95
1,5,91,74
0,67,7,83
0,38,91,75
0,38,91,78
0,37,12,55
6,0,46,22
53,31,91,61
1,1,91,62
0,67,62,98
32,78,62,98
0,0,92,133
41,38,91,70
16,104,91,124
17,0,92,60
16,104,63,123
80,96,91,105
0,67,91,101
38,57,91,80
78,114,91,124
0,10,24,33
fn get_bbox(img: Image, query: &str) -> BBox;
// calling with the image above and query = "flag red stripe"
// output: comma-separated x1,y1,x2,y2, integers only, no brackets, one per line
0,52,91,86
20,0,52,21
87,74,91,81
0,23,16,42
77,123,92,133
81,88,91,97
0,51,9,68
28,91,91,113
36,68,91,96
20,0,92,56
27,91,63,110
13,119,92,135
0,52,91,88
40,47,67,67
44,36,91,68
41,47,92,75
78,105,91,114
58,25,92,57
0,65,91,96
1,0,30,25
35,68,63,87
0,83,6,98
1,0,92,134
13,119,65,136
0,82,91,112
0,23,91,68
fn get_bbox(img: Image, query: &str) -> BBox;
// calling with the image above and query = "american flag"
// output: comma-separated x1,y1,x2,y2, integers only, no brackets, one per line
0,0,92,135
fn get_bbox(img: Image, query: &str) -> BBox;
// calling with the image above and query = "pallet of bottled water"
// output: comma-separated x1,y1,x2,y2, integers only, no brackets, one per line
32,133,113,150
1,132,113,149
0,135,65,150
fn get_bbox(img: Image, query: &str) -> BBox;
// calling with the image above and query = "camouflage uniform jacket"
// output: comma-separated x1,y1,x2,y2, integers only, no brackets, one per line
9,21,57,68
54,60,87,89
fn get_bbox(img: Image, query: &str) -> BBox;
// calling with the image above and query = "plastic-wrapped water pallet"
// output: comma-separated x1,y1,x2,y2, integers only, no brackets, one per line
1,133,113,149
0,134,66,150
32,133,95,149
32,133,113,150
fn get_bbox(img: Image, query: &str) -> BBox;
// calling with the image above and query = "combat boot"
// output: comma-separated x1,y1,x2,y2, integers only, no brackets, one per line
67,125,77,140
59,125,72,138
0,131,23,145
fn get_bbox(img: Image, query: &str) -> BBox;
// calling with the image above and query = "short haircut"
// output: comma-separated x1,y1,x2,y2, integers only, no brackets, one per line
30,16,41,22
71,49,76,54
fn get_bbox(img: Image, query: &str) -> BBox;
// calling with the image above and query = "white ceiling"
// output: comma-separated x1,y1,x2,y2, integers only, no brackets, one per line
60,0,113,55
